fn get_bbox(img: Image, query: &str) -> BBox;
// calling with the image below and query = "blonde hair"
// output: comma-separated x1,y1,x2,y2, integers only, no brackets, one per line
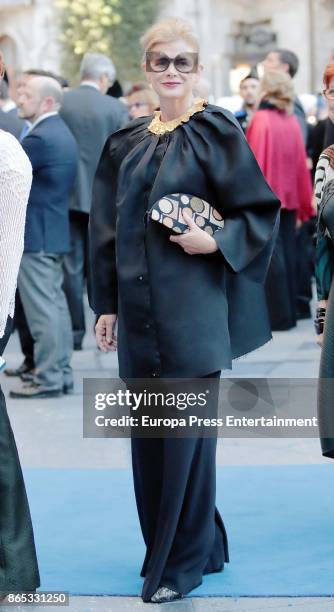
140,17,200,54
259,70,295,113
127,88,159,113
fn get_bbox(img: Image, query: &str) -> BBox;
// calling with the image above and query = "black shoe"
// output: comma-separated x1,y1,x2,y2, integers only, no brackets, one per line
63,382,74,395
150,587,183,603
21,368,36,382
73,341,82,351
4,362,34,377
9,382,63,399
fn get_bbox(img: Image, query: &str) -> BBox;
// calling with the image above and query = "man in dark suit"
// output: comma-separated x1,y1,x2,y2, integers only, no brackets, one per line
235,71,259,133
10,76,78,399
3,69,69,380
60,52,128,350
0,80,25,139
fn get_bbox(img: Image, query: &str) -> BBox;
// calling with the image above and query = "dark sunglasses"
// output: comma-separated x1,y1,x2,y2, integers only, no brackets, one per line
146,52,199,74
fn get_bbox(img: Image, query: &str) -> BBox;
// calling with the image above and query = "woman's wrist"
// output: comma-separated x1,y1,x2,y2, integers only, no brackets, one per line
207,235,219,253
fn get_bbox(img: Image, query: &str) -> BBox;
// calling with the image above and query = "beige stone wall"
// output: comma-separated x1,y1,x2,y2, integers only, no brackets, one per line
0,0,60,78
254,0,310,92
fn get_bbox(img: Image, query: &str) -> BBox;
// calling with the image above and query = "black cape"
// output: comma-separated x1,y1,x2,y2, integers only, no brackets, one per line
89,103,280,378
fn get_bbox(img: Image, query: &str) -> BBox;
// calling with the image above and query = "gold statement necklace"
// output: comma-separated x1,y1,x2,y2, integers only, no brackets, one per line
147,97,208,136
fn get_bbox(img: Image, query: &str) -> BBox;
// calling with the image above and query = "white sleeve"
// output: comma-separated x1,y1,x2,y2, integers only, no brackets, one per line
0,131,32,337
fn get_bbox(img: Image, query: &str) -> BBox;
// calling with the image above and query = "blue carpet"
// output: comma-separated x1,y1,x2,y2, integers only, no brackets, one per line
23,465,334,597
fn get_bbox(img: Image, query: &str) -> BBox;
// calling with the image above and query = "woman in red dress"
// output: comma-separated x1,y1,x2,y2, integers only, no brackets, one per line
247,70,314,330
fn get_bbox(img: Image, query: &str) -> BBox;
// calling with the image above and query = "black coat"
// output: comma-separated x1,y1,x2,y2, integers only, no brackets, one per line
60,84,129,214
88,103,280,378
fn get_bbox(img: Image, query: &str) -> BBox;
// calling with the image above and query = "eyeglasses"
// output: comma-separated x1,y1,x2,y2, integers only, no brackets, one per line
146,52,199,73
323,89,334,100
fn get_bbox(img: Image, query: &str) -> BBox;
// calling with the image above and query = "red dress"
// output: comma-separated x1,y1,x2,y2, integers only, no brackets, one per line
247,106,314,330
247,108,313,221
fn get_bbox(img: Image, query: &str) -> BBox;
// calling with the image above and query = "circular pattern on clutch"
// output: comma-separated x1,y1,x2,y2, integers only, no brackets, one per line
150,193,224,236
212,208,223,221
195,216,205,227
191,197,205,213
159,198,174,214
151,209,160,221
162,216,174,228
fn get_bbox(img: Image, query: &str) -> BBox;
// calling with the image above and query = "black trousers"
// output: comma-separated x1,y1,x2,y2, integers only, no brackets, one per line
13,290,34,369
62,211,90,347
130,371,229,601
265,209,297,331
0,318,40,592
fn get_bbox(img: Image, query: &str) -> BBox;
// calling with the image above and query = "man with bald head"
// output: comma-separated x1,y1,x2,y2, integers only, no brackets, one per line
10,76,78,399
17,75,64,124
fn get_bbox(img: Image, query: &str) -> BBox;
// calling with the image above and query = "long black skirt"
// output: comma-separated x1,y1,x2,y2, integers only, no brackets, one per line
130,371,229,602
265,209,297,331
0,318,40,593
318,278,334,459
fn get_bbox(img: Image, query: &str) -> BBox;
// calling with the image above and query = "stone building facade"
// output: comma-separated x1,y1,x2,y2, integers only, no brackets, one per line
0,0,59,82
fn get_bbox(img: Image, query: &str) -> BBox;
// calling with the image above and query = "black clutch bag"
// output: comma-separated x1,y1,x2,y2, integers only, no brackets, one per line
148,193,224,235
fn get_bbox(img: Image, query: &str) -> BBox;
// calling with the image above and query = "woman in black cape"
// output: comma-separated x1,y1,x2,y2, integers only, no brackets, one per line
89,17,280,604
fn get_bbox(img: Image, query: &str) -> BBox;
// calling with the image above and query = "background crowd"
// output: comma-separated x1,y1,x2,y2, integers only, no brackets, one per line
0,46,328,398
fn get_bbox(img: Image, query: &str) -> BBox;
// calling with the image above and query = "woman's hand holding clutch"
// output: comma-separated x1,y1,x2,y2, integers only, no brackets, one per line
95,314,118,352
169,211,219,255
